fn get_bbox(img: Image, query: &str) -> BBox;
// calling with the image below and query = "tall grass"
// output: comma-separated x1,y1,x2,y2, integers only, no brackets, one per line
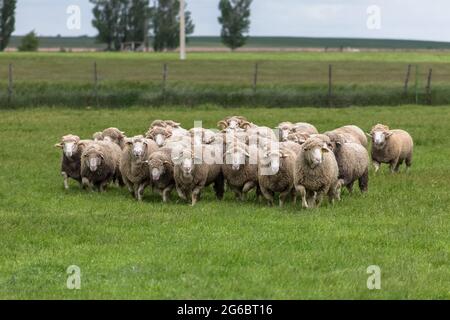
0,81,447,108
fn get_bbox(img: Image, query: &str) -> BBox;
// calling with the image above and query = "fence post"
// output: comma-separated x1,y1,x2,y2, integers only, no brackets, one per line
328,64,333,107
414,65,419,104
8,63,13,104
426,68,433,105
93,61,99,106
253,63,259,93
403,64,411,95
162,63,168,94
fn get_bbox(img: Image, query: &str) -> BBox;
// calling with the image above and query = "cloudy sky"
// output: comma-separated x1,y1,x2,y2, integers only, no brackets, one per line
14,0,450,42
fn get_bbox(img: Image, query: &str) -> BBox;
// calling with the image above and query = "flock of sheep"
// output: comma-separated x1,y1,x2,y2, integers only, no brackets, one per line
55,116,414,208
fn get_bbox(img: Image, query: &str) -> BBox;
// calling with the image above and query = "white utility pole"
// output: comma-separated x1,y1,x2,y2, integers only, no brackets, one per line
179,0,186,60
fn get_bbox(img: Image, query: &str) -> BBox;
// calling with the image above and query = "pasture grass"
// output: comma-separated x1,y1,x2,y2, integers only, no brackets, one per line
1,52,450,108
0,105,449,299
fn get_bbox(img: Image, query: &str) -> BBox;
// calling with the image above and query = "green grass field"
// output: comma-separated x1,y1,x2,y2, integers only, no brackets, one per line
1,51,450,108
0,105,449,299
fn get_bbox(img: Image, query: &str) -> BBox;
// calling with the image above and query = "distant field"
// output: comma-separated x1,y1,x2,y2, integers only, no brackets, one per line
8,36,450,50
0,51,450,108
0,105,449,299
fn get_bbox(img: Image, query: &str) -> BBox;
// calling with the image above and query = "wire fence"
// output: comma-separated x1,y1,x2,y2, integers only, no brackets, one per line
2,60,450,108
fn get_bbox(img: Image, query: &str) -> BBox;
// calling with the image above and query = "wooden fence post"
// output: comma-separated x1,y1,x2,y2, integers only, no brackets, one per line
414,65,419,105
426,68,433,105
253,63,259,93
403,64,411,95
8,63,13,104
93,61,99,106
328,64,333,107
162,63,168,94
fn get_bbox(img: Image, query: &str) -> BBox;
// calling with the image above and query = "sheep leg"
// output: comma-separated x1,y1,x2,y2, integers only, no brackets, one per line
291,189,297,205
315,191,325,207
295,185,308,209
242,181,256,195
279,189,291,207
162,186,173,203
99,181,108,193
373,161,380,173
191,186,203,206
82,177,92,191
306,190,316,208
395,159,403,172
61,172,69,190
137,183,147,201
176,186,187,201
359,169,369,193
346,181,354,194
405,153,413,171
390,159,399,174
260,186,274,206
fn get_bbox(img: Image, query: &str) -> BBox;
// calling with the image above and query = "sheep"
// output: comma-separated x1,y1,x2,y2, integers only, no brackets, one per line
217,116,249,130
294,137,340,208
189,128,217,145
120,135,158,201
325,125,368,147
258,145,297,207
280,140,302,156
146,148,175,202
173,146,224,206
92,132,103,141
148,120,189,137
287,132,332,151
222,142,259,201
145,126,172,147
54,134,92,189
367,124,414,173
101,127,127,149
80,141,121,192
278,122,318,141
327,133,369,194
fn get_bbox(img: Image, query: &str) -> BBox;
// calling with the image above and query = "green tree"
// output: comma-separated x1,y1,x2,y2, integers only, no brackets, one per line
151,0,194,52
218,0,252,51
91,0,151,51
0,0,17,51
18,30,39,52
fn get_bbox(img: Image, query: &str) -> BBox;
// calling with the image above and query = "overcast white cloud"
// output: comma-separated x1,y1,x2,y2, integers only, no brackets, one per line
14,0,450,42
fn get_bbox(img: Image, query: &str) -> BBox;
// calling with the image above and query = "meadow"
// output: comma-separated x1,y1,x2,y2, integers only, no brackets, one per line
1,51,450,107
0,105,449,299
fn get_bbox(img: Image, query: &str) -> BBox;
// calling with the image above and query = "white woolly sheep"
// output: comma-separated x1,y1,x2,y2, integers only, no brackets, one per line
294,137,340,208
367,124,414,173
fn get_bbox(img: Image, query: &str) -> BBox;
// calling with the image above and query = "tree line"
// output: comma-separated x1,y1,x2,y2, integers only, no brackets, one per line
0,0,253,52
91,0,253,51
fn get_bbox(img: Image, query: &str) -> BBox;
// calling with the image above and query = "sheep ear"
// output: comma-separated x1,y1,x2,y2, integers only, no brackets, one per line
366,132,372,138
385,131,394,139
54,143,63,148
322,146,331,153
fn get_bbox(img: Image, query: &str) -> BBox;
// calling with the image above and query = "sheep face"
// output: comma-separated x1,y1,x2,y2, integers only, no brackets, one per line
148,159,168,181
302,141,331,169
55,135,80,158
148,127,171,147
226,148,248,171
126,136,149,159
260,150,284,174
83,150,103,172
371,130,393,148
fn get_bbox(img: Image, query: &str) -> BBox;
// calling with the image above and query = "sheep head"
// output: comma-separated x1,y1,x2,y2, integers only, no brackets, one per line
126,135,149,160
147,154,171,181
302,138,332,169
217,116,248,130
225,144,249,171
146,127,172,147
368,124,393,148
259,147,289,174
55,134,81,158
82,146,104,172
